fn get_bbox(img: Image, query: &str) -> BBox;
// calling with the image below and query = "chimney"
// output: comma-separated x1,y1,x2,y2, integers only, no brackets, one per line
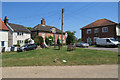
4,16,9,24
41,18,45,25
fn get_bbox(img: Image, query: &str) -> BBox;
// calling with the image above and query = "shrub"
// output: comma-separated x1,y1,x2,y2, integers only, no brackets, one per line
25,39,29,44
48,36,53,46
34,36,43,46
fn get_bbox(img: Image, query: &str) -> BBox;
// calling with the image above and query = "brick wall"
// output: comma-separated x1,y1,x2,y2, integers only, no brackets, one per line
81,25,116,45
38,32,66,43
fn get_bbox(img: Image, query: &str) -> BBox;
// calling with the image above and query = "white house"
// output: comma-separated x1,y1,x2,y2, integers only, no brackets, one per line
0,18,9,52
4,16,31,47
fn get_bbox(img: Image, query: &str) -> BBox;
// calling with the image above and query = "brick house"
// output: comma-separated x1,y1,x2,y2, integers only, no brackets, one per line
81,18,120,45
31,18,66,43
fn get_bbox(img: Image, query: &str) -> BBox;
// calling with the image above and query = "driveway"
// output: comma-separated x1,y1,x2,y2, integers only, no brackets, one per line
2,65,118,78
87,47,119,52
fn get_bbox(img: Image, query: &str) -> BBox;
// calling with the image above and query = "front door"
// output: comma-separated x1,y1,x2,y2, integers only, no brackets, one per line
87,37,91,45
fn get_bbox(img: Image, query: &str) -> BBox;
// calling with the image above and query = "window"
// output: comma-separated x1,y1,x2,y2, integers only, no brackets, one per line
17,32,19,35
17,32,24,36
18,40,24,44
106,39,111,43
102,27,108,32
21,32,23,35
87,29,91,34
42,33,45,38
1,41,5,47
94,28,99,33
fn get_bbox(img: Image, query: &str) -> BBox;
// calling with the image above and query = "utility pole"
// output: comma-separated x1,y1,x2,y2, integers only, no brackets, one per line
61,8,64,46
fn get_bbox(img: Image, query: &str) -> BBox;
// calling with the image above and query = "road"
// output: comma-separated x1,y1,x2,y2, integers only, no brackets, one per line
86,47,119,52
2,65,118,78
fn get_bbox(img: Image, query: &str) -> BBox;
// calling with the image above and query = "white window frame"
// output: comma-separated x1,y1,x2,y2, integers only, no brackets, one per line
102,27,108,32
94,28,99,33
87,29,91,34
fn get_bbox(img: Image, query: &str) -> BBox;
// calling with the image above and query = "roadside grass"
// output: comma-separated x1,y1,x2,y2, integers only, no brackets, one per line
2,47,118,67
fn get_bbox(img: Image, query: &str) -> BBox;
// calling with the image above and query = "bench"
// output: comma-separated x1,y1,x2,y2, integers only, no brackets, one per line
67,44,76,51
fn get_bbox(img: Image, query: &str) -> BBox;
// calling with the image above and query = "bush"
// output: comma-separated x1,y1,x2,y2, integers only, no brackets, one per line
14,41,20,47
34,36,43,46
48,36,53,46
25,39,29,44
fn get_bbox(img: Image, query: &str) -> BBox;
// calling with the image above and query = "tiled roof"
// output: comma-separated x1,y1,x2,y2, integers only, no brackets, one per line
31,24,64,34
8,23,31,33
81,18,117,29
0,18,9,31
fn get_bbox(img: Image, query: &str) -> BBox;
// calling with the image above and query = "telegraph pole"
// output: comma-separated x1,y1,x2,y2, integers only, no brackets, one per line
61,8,64,46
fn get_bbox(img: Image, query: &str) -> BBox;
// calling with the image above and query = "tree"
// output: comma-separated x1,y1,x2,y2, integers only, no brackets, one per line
25,39,31,44
77,38,81,42
66,31,77,45
34,36,43,46
26,27,32,30
25,39,29,44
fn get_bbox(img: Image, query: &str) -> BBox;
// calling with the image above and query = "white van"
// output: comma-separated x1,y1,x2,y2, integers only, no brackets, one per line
96,38,120,47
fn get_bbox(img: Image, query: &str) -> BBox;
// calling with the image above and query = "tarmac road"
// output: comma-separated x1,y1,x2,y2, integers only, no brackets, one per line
87,47,119,52
2,65,118,78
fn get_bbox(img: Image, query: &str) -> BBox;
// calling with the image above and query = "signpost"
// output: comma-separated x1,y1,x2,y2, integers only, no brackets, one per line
51,28,56,48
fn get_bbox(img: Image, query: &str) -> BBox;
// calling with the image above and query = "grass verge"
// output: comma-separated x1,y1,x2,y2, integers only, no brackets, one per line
2,47,118,67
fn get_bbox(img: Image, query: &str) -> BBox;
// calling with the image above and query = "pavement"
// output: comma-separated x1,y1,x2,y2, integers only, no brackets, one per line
86,47,119,52
2,65,118,78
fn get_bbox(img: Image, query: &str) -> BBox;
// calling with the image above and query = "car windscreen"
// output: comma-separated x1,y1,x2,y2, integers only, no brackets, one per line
110,39,117,41
22,45,29,47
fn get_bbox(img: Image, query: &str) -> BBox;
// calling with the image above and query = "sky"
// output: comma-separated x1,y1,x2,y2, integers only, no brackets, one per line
2,2,118,39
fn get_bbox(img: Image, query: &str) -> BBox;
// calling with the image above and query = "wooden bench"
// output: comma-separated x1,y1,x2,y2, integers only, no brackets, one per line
67,44,76,51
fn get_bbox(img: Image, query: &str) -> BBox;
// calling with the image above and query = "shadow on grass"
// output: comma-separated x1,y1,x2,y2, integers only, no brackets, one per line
54,49,60,50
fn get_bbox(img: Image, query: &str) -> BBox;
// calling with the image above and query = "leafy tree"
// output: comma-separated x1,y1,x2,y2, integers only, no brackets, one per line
66,31,77,45
25,39,31,44
77,38,81,42
25,39,29,44
26,27,32,30
34,36,43,46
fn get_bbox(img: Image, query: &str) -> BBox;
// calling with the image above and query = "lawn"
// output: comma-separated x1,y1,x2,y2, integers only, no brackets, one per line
2,47,118,67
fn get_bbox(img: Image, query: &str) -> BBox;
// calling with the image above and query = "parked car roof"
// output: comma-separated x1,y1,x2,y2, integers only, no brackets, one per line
8,23,31,33
81,18,117,29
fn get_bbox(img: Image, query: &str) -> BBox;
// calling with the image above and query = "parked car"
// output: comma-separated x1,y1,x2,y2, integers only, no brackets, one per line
17,44,37,52
96,38,120,47
75,42,89,48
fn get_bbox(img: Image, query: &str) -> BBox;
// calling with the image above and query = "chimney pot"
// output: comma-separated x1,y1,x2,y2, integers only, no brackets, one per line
41,18,45,25
4,16,9,24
